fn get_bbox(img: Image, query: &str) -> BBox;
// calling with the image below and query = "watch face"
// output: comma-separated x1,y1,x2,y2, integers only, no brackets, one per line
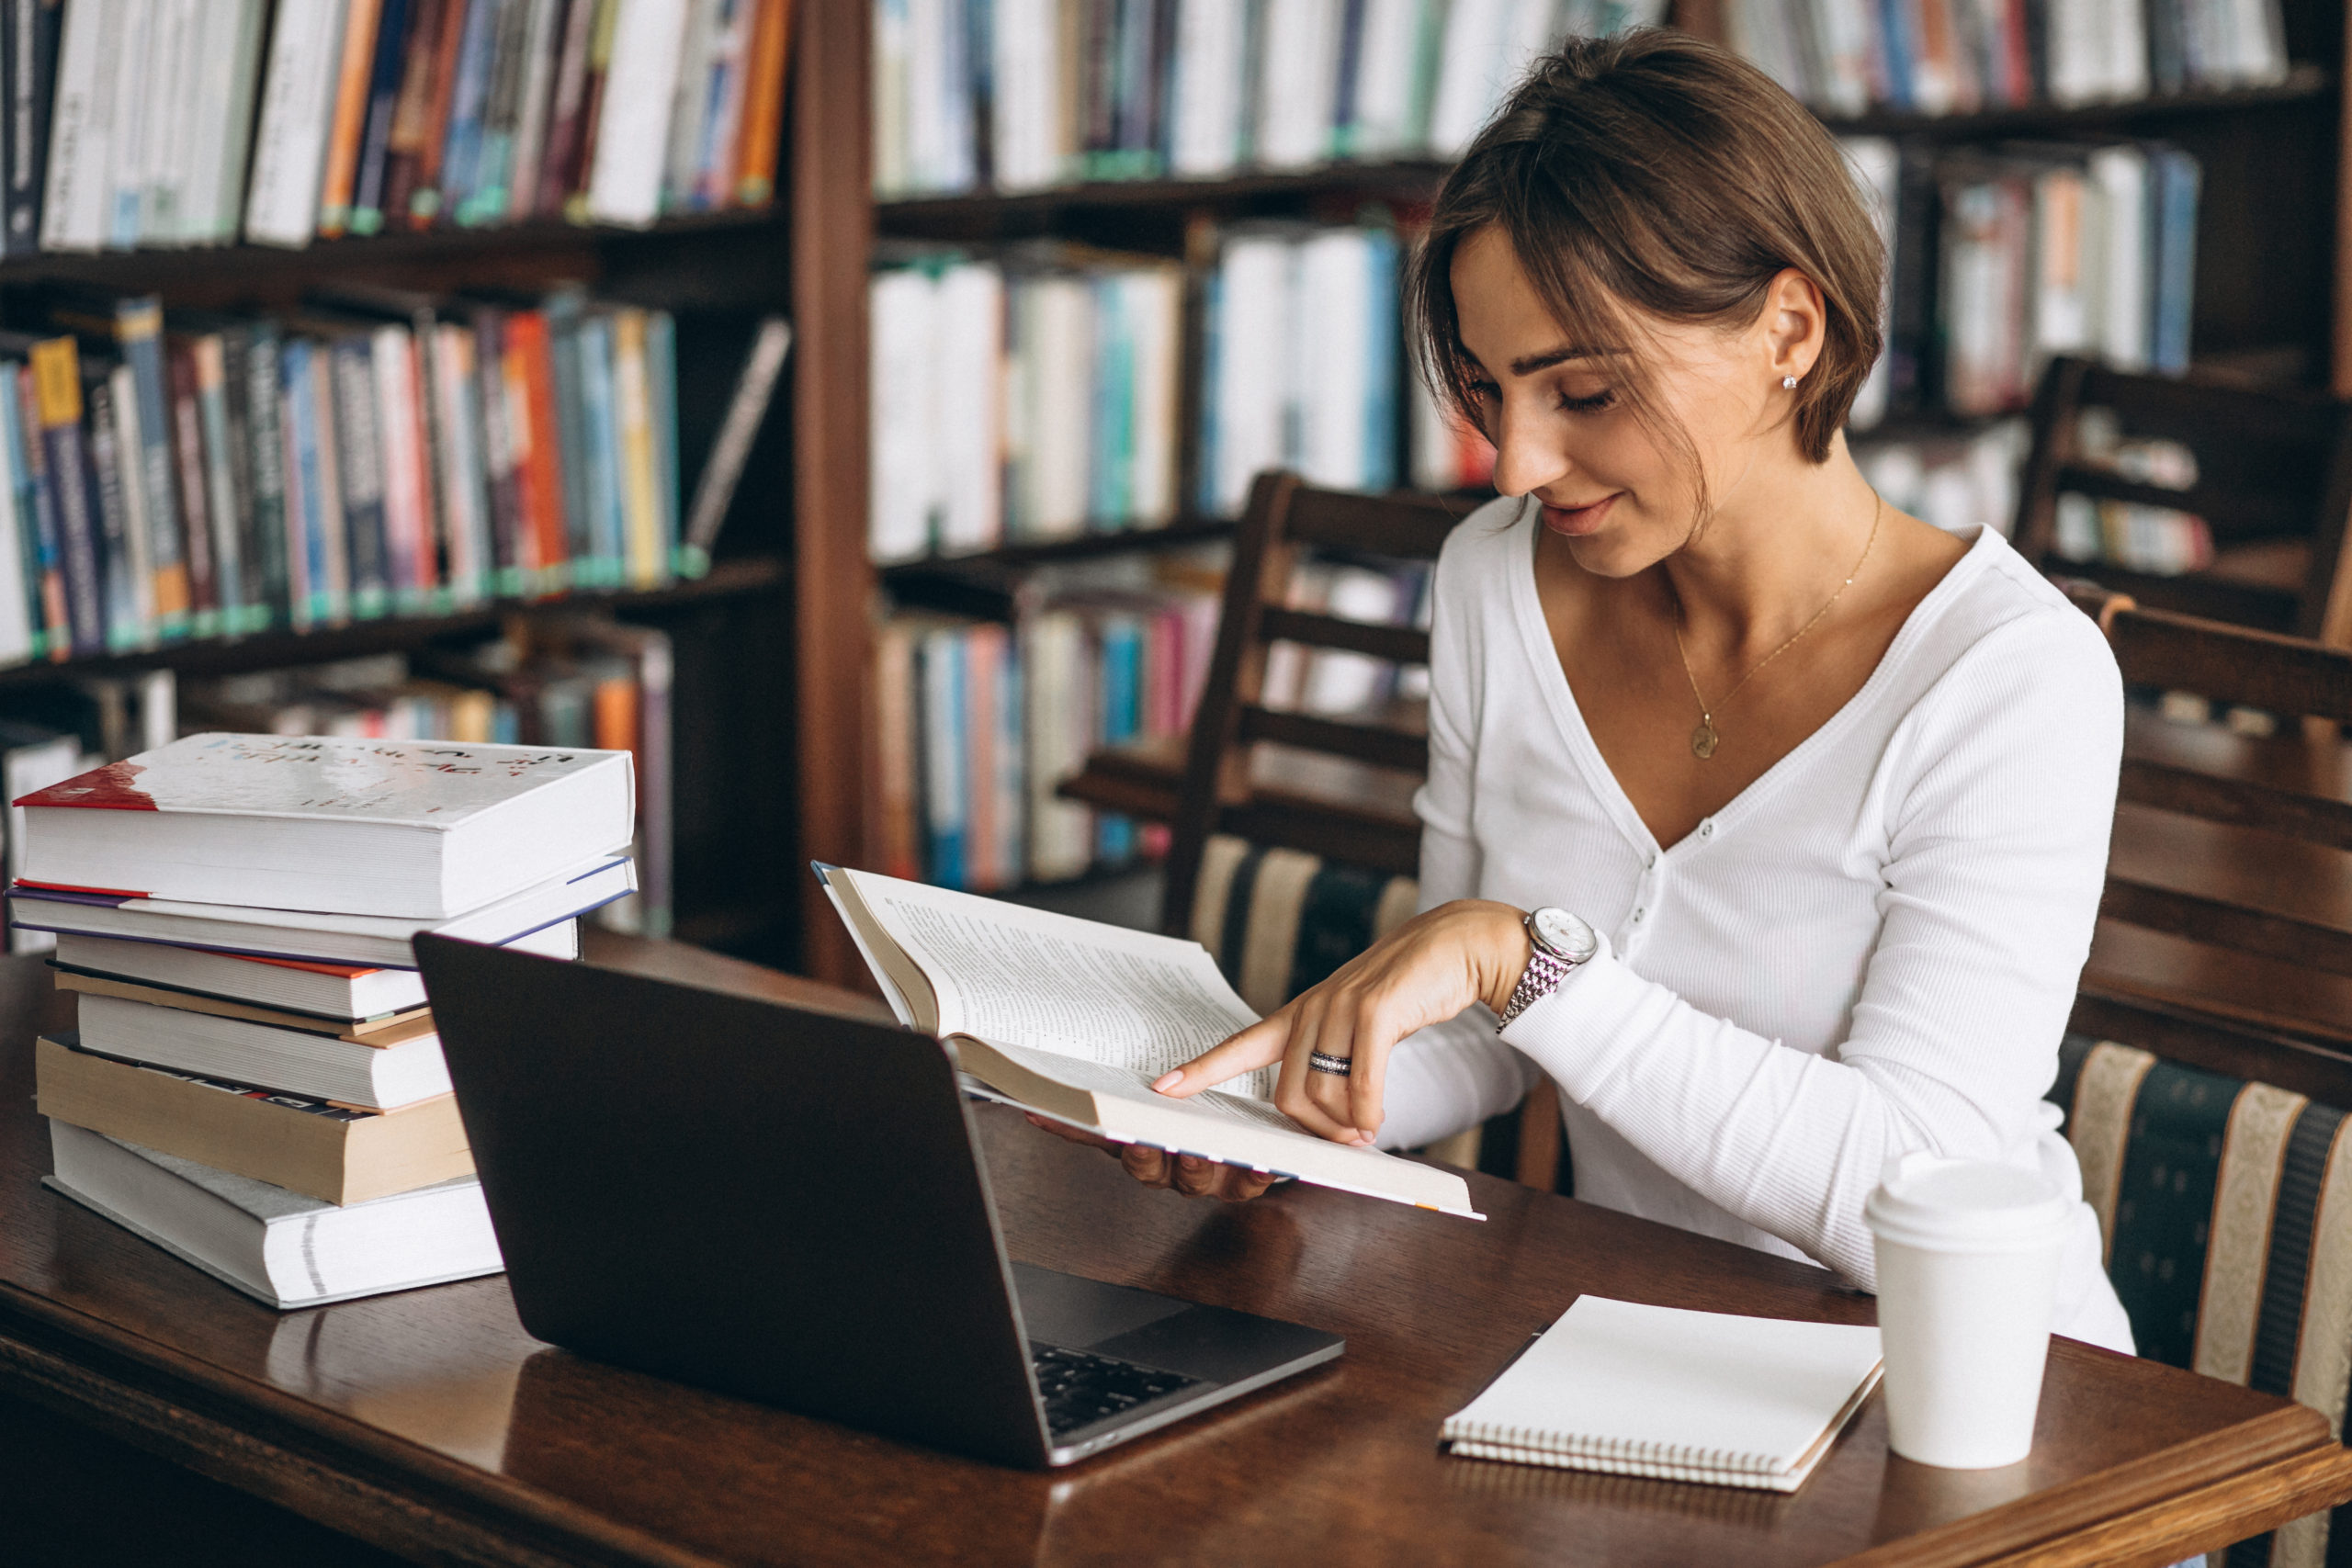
1532,907,1598,964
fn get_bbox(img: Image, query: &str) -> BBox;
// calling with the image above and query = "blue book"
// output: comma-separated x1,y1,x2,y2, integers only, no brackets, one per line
2151,147,2200,378
1196,271,1224,516
114,299,187,642
279,342,334,629
649,310,680,580
436,0,505,223
921,626,968,889
575,314,626,588
0,364,51,661
1095,614,1141,863
347,0,414,236
1876,0,1916,110
1362,230,1399,492
1089,276,1134,529
85,375,140,652
326,337,390,620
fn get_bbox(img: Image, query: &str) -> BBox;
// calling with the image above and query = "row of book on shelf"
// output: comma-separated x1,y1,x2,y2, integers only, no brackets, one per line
22,732,636,1307
0,285,698,670
8,0,794,256
1730,0,2290,117
876,0,2276,197
874,549,1432,890
867,131,2198,560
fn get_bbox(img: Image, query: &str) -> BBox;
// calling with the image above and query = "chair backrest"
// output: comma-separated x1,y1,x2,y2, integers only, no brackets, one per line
2060,581,2352,1104
2014,355,2352,642
2052,1034,2352,1565
1160,471,1464,940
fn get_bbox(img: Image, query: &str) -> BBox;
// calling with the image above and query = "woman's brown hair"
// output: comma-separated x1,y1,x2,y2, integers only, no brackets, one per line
1408,30,1885,473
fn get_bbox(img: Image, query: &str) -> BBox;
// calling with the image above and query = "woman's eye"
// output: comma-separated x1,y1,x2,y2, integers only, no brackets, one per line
1557,389,1615,414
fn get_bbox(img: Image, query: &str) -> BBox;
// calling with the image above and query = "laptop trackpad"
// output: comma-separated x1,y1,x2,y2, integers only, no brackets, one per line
1012,1262,1190,1348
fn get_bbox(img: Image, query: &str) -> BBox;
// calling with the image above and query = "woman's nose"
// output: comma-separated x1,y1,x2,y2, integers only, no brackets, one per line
1488,407,1571,499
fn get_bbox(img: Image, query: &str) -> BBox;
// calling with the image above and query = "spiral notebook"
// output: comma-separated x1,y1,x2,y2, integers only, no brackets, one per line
1441,1297,1884,1492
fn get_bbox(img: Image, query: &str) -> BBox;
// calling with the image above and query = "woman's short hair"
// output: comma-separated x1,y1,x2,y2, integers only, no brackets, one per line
1408,30,1885,469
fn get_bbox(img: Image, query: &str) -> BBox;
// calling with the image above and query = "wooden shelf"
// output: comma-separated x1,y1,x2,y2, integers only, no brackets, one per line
0,555,787,689
0,207,788,292
877,518,1238,577
1819,66,2333,138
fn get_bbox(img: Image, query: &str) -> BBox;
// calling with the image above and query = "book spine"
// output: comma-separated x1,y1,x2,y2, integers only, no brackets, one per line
116,298,187,639
503,0,566,221
473,309,527,596
536,0,597,213
378,0,448,231
369,323,426,612
318,0,390,239
238,325,290,628
406,0,474,227
310,338,352,625
586,0,691,226
548,311,594,570
243,0,349,248
920,625,967,888
695,0,754,209
0,361,57,659
3,1,57,257
463,0,537,226
612,306,662,587
278,339,322,629
576,311,625,586
348,0,415,237
166,343,220,639
648,309,678,580
85,371,136,650
0,355,31,663
511,309,570,591
190,334,247,635
435,0,503,224
561,0,621,221
680,313,788,569
399,313,446,605
733,0,789,204
329,336,391,619
35,0,99,252
428,321,489,605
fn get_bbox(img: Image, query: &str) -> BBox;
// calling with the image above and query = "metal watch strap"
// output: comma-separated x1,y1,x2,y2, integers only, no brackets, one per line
1494,942,1575,1033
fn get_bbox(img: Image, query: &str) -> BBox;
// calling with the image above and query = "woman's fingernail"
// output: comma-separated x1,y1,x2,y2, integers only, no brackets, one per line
1180,1155,1205,1169
1151,1071,1182,1092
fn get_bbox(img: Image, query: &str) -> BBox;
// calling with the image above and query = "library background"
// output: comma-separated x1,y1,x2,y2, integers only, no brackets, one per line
0,0,2327,996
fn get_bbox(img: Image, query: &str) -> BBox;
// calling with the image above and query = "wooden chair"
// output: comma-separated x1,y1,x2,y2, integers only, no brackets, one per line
2013,355,2352,641
2058,581,2352,1107
1069,471,1566,1190
2048,1034,2352,1565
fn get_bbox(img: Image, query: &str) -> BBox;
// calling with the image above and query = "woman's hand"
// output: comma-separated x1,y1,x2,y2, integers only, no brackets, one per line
1151,899,1534,1146
1023,1113,1280,1201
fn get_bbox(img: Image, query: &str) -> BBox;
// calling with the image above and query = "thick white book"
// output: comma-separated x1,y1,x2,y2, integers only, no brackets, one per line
39,0,116,252
820,865,1480,1219
44,1120,502,1310
9,856,623,967
14,734,635,919
54,932,433,1020
586,0,691,226
1442,1297,1884,1492
74,990,449,1111
242,0,347,248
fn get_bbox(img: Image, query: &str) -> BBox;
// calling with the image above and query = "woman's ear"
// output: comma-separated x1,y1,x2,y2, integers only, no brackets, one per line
1762,268,1828,388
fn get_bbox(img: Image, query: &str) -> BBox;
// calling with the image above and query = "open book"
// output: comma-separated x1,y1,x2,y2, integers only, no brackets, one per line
817,865,1478,1219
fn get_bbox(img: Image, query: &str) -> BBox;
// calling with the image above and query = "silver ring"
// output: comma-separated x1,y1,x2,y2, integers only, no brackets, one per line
1307,1051,1353,1077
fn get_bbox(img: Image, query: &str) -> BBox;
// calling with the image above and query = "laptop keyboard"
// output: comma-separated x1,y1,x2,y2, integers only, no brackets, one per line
1031,1344,1204,1436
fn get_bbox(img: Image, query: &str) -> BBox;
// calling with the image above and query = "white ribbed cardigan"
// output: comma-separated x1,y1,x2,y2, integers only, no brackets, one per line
1376,499,2133,1350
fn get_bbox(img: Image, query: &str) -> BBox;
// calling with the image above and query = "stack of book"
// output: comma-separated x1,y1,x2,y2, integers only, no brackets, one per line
17,732,638,1309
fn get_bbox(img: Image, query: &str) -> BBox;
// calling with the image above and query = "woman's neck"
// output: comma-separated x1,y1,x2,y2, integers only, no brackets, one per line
1654,432,1889,660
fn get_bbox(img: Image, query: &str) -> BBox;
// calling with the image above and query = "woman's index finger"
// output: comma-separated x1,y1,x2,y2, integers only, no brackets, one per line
1152,1012,1292,1096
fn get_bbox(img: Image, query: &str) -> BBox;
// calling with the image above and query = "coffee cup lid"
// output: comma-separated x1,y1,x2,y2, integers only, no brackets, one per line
1863,1152,2073,1253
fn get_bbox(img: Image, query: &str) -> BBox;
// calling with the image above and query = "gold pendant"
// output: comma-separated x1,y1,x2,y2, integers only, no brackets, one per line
1690,719,1719,760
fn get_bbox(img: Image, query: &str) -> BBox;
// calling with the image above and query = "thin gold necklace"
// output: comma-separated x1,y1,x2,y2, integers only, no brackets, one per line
1671,494,1883,761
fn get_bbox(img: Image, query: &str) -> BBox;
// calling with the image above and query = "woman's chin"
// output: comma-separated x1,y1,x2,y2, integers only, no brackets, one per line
1561,530,1657,580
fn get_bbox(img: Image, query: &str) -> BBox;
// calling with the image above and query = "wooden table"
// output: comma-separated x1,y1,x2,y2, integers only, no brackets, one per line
0,936,2346,1568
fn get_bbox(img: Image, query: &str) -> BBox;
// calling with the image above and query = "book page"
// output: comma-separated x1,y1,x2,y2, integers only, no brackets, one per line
981,1041,1298,1136
846,869,1274,1098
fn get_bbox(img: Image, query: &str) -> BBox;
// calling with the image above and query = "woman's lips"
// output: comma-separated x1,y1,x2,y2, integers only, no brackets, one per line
1539,493,1619,536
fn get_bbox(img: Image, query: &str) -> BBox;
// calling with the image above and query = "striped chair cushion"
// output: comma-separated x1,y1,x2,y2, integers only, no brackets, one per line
2052,1036,2352,1568
1189,835,1420,1016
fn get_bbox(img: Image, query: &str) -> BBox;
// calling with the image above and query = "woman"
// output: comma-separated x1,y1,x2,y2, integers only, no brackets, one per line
1048,29,2132,1350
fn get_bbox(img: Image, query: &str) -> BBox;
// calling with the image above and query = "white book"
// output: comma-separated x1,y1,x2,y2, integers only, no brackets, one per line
662,0,725,211
873,0,911,195
1442,1297,1884,1491
1839,137,1898,433
868,266,938,561
371,324,426,604
1350,0,1431,157
586,0,692,226
146,0,206,243
55,931,432,1020
107,0,157,249
935,260,1005,553
1124,267,1182,527
2089,145,2151,370
243,0,349,248
1255,0,1342,169
820,865,1480,1219
45,1121,502,1310
15,734,635,919
1022,610,1094,881
427,324,491,605
75,990,450,1110
507,0,569,220
1209,234,1293,515
108,364,159,646
1030,273,1093,538
198,0,273,243
1428,0,1510,156
1814,0,1878,116
1168,0,1247,177
1298,230,1373,491
990,0,1062,189
39,0,117,252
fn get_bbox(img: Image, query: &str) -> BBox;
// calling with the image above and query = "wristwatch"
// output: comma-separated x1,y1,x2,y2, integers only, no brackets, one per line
1493,907,1600,1033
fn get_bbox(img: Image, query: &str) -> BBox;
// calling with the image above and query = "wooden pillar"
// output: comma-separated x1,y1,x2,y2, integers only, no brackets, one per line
790,0,876,987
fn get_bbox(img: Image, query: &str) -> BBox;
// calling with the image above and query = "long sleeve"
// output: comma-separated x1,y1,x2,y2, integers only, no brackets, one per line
1498,612,2122,1287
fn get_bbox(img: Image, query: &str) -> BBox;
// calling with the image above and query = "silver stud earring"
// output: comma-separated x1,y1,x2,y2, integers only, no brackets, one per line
1781,376,1799,389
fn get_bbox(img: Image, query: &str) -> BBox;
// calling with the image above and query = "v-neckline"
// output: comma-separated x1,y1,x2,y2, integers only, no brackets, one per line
1502,501,2001,860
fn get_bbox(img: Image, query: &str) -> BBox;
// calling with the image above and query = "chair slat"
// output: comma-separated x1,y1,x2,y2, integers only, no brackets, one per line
2071,986,2352,1111
1238,706,1431,773
1283,489,1468,558
2100,877,2352,979
1215,800,1421,876
2119,759,2352,852
2110,608,2352,723
2052,465,2306,539
2077,363,2341,446
1258,607,1431,665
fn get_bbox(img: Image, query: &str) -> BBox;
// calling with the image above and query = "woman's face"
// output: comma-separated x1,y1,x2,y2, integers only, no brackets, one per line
1449,224,1792,578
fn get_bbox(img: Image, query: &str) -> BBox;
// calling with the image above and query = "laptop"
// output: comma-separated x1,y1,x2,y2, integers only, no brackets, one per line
413,934,1343,1468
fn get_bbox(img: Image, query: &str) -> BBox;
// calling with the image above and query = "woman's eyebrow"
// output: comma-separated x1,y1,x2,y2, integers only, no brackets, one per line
1509,345,1601,376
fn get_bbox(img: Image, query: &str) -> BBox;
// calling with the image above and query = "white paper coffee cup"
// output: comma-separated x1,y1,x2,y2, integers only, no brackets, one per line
1864,1152,2074,1469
